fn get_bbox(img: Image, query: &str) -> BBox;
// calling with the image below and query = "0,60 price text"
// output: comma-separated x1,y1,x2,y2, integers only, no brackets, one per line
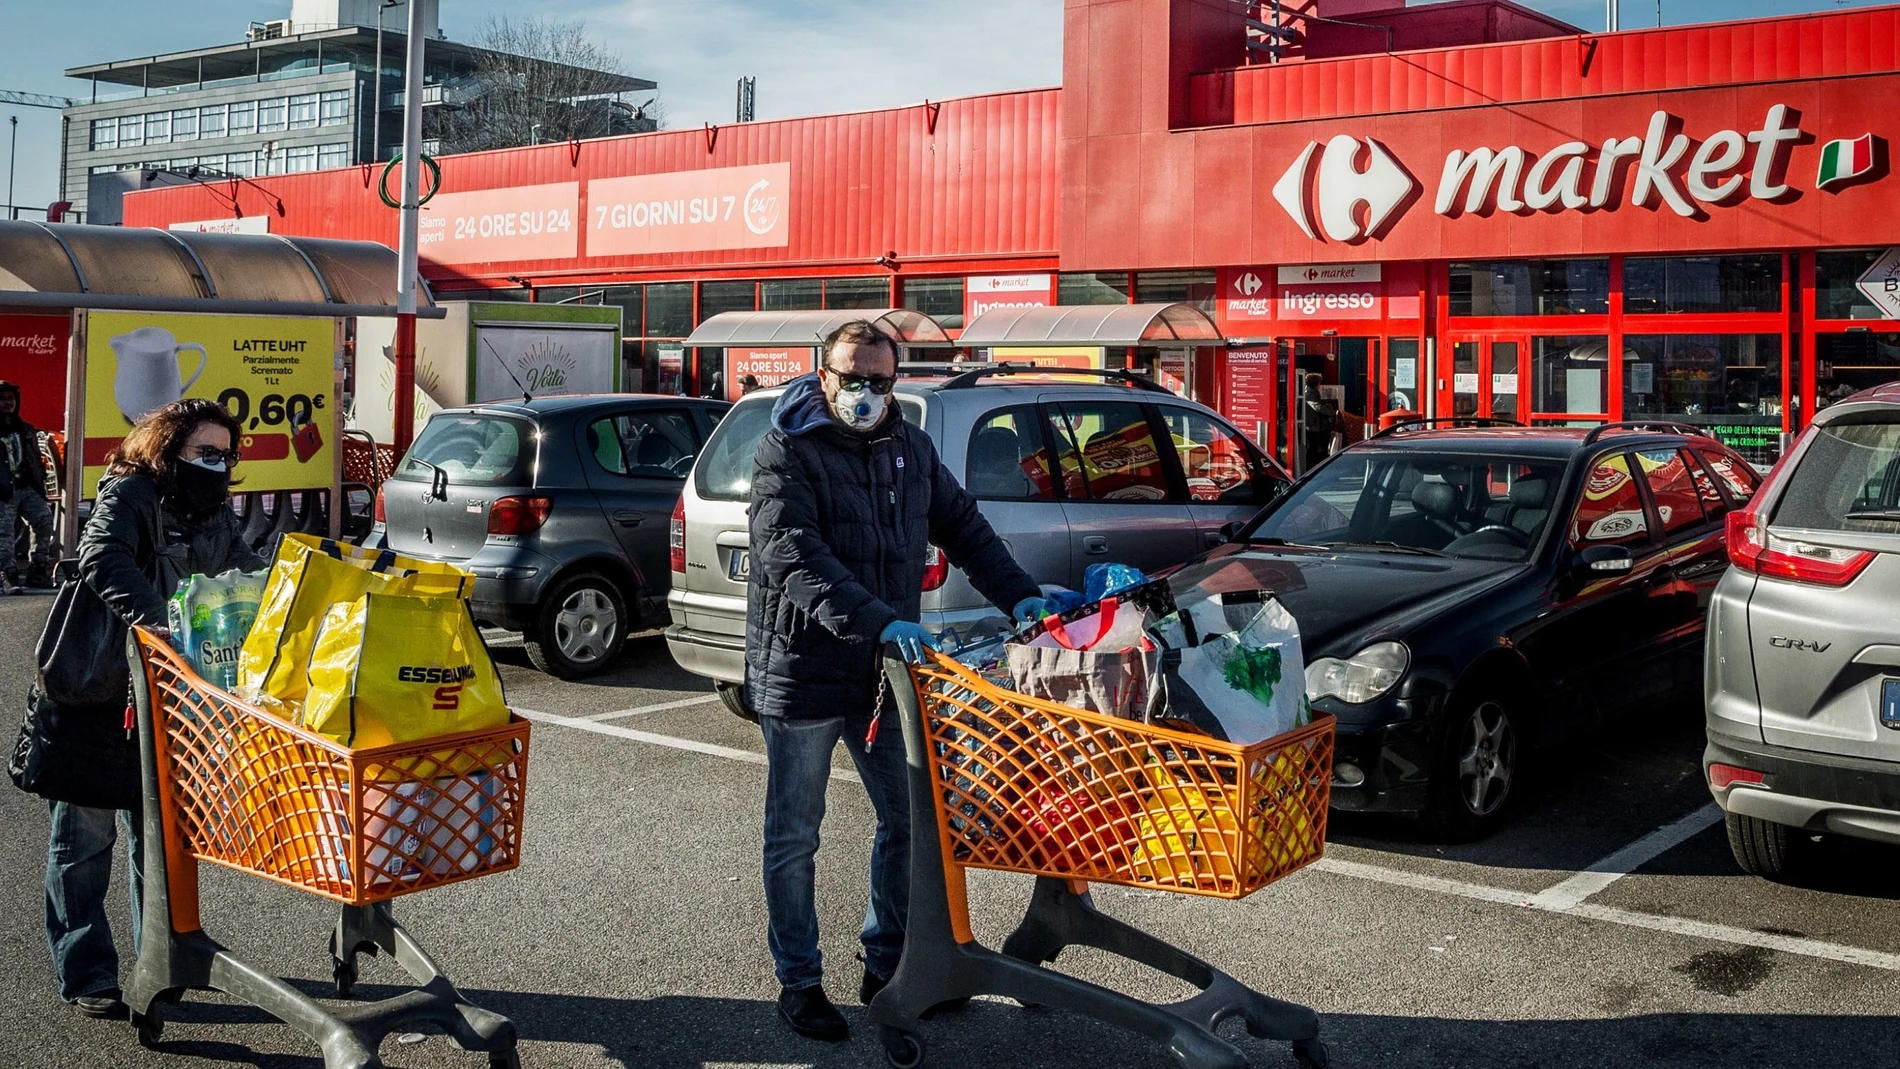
219,388,324,431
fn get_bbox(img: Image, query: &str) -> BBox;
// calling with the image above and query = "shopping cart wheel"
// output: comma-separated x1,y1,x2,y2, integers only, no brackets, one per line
488,1052,521,1069
332,955,358,1000
131,1007,164,1048
1292,1037,1330,1068
879,1025,926,1069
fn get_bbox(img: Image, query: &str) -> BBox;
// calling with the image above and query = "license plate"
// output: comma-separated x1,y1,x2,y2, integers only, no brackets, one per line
729,549,750,582
1883,679,1900,730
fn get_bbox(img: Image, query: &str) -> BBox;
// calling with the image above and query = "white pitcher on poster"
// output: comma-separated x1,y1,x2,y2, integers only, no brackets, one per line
109,326,207,424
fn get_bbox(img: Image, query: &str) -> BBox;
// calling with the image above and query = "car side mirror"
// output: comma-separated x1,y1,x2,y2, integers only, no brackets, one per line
1218,520,1242,544
1574,544,1634,576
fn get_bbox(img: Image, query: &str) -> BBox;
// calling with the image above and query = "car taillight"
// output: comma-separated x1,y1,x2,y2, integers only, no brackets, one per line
487,496,553,536
373,486,386,524
922,544,948,591
1726,508,1873,587
1708,763,1766,791
670,498,686,573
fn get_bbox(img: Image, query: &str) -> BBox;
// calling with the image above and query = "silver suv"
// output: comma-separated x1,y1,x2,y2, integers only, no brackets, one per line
665,366,1291,716
1705,382,1900,879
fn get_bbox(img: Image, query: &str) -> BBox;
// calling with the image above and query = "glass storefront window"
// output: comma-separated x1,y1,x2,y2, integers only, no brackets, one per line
1134,270,1215,313
1816,332,1900,410
1816,250,1886,320
1622,334,1782,464
762,279,822,310
598,284,643,339
699,280,757,322
645,282,693,338
901,277,963,325
1624,255,1780,315
824,277,888,309
1385,338,1421,413
1058,272,1129,305
1532,336,1610,415
1450,260,1609,316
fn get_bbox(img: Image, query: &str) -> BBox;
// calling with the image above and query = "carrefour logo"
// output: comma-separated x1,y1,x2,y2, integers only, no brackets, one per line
1271,106,1881,242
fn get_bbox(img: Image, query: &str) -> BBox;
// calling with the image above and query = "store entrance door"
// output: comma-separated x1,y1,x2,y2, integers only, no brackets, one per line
1280,335,1382,474
1444,335,1526,423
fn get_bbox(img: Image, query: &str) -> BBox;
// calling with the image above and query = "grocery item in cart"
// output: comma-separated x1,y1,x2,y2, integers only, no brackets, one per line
303,591,508,749
238,533,473,706
167,567,267,691
1007,596,1163,720
1150,592,1309,745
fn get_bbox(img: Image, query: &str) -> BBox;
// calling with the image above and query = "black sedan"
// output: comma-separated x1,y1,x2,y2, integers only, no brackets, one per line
1178,420,1761,838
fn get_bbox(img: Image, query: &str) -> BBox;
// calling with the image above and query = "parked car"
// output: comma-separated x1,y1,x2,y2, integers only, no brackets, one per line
371,394,730,678
1705,382,1900,880
665,365,1292,718
1177,418,1759,838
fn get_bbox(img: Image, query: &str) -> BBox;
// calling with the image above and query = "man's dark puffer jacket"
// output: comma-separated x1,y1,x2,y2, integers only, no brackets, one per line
745,374,1038,720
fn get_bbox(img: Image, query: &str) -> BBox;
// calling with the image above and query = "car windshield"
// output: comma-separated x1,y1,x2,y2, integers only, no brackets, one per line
394,414,534,486
1248,449,1566,562
694,393,924,502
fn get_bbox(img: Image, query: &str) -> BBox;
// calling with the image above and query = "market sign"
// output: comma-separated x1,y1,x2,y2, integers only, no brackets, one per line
1225,348,1276,433
1857,248,1900,319
1217,267,1273,324
82,311,334,495
0,314,70,431
168,216,269,235
1276,263,1381,320
589,163,791,257
419,182,580,265
726,346,814,400
965,274,1055,321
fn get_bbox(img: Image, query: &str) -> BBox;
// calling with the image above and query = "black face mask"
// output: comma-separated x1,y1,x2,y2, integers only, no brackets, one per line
166,457,231,516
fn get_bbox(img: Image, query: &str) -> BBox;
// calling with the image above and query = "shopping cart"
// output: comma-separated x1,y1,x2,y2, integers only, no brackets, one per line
125,628,532,1069
868,650,1334,1069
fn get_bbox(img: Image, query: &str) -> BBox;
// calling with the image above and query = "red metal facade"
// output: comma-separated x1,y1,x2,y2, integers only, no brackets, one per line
123,88,1062,287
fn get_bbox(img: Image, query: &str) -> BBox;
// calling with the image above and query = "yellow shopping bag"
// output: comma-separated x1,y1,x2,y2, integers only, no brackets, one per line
303,592,509,752
238,533,473,705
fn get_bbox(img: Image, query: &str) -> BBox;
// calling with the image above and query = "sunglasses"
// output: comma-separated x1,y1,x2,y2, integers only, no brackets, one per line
188,445,242,467
822,365,897,395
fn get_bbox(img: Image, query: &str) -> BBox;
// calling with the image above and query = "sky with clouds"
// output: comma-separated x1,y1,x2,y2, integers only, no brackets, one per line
0,0,1878,215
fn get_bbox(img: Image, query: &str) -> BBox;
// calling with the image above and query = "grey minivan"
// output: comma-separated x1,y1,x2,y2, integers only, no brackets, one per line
665,366,1291,717
1705,381,1900,878
373,394,729,678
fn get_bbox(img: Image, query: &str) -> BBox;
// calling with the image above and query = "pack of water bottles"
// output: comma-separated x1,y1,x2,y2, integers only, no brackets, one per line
168,567,269,692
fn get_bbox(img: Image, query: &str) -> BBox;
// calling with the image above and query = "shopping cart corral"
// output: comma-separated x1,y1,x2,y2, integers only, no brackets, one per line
869,650,1335,1069
125,628,531,1069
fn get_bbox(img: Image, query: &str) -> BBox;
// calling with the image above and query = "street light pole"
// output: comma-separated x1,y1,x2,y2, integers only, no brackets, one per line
373,0,402,163
392,0,427,455
6,115,17,221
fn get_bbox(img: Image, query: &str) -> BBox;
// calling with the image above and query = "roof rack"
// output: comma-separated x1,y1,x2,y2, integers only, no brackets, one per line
937,363,1171,394
895,362,996,378
1579,420,1711,446
1371,416,1525,439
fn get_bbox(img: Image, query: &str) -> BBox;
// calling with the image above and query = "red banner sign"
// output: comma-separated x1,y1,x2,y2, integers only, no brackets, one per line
589,163,792,257
0,313,71,431
1225,348,1276,433
965,273,1054,322
418,182,581,266
727,346,815,400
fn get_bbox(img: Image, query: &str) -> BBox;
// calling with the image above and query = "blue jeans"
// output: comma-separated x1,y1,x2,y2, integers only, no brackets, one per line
45,802,144,1002
759,710,911,991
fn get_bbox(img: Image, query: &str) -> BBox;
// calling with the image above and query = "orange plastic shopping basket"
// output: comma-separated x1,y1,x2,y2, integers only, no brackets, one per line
913,651,1333,899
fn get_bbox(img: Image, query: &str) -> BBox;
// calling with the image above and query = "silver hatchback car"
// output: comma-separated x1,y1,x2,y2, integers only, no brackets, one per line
665,366,1291,717
1705,382,1900,879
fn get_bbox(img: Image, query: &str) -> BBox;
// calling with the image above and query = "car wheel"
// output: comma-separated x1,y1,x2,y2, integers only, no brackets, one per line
524,572,628,679
716,682,758,722
1725,811,1815,882
1422,692,1519,841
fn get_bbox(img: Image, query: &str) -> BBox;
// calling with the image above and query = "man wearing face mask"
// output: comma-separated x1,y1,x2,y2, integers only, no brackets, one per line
746,321,1047,1042
0,381,57,595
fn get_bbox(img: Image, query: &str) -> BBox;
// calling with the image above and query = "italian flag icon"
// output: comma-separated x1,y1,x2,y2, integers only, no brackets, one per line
1816,134,1876,190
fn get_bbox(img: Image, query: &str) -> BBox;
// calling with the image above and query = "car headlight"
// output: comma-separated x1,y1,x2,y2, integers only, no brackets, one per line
1305,641,1410,704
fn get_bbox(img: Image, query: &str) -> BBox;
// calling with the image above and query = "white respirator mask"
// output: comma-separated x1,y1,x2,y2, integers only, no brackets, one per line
832,383,887,432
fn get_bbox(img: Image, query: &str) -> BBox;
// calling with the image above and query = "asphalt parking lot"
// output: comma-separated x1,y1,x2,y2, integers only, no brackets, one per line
2,591,1898,1069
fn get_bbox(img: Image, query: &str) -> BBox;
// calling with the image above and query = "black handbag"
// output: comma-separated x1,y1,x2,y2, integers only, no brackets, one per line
9,682,140,812
33,563,134,708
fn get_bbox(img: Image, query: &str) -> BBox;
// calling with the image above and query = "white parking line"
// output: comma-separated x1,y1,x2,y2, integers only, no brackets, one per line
582,694,721,721
523,701,1900,974
1526,803,1724,911
515,706,860,783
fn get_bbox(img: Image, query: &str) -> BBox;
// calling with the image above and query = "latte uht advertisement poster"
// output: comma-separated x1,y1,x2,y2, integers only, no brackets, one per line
83,311,334,496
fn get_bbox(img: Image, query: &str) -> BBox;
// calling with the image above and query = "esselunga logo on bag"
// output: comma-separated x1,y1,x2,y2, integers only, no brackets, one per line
397,663,478,709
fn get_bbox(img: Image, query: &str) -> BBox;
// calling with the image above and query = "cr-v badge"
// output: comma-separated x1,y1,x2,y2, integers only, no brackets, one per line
1768,636,1832,652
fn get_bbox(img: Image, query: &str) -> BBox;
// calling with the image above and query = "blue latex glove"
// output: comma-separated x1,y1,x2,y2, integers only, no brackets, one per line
1012,596,1050,624
880,620,938,664
1042,587,1086,615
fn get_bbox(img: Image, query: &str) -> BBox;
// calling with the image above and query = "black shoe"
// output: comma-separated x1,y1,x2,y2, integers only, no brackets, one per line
859,967,890,1005
777,984,849,1042
73,990,127,1020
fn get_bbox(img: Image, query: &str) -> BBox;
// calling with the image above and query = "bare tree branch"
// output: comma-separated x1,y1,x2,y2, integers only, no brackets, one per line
433,15,659,154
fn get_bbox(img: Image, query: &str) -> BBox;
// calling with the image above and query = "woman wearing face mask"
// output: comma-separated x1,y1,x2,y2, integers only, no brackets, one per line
18,397,263,1021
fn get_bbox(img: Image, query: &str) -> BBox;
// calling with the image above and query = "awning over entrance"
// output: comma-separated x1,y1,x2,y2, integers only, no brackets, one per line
684,308,950,347
957,302,1223,347
0,221,440,318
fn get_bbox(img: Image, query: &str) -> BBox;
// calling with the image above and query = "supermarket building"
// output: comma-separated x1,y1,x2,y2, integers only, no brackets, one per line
123,0,1900,468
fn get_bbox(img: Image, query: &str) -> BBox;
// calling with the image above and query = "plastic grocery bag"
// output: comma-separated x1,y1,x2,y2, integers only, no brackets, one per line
1082,563,1149,603
238,533,474,706
168,568,268,691
302,592,508,749
1149,592,1308,745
